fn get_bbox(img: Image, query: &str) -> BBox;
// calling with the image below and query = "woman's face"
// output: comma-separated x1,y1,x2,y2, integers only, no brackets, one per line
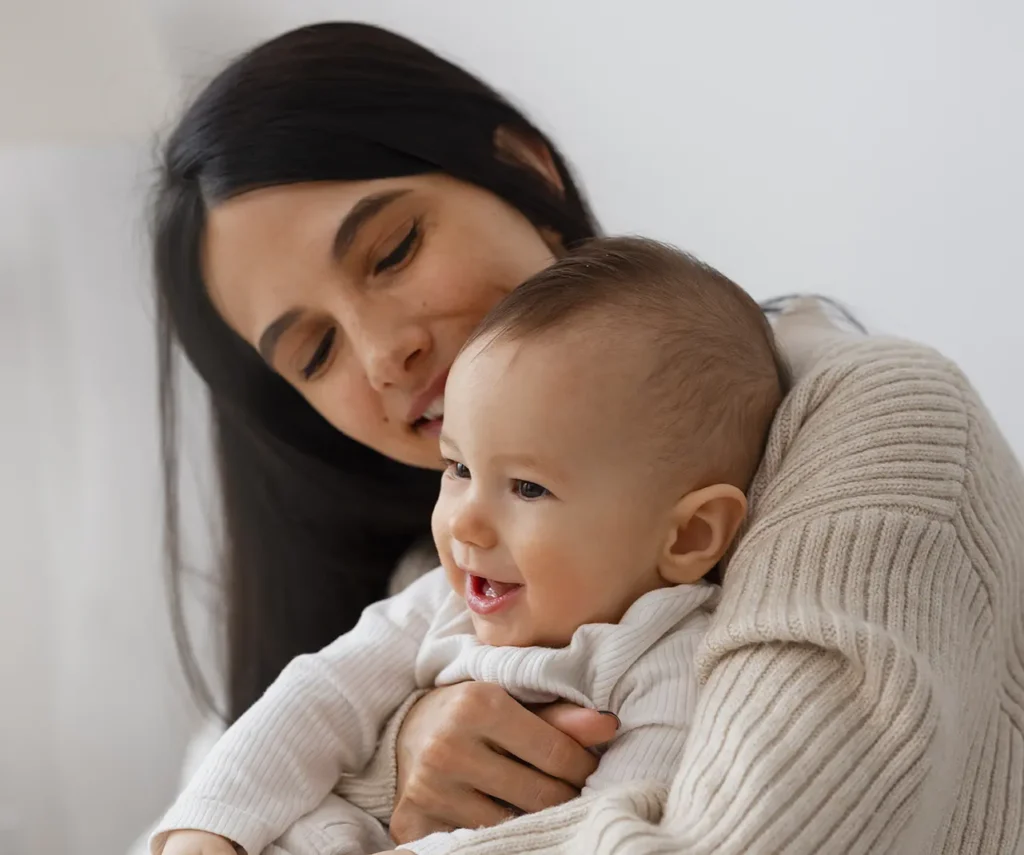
203,174,558,469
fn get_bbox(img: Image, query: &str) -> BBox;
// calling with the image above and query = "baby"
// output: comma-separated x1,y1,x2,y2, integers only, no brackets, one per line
153,236,787,855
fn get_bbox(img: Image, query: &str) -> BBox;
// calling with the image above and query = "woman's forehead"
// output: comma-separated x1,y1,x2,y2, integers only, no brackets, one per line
201,177,415,329
202,173,470,271
208,177,408,235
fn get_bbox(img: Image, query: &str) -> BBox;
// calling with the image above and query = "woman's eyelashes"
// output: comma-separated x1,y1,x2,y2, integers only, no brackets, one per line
295,219,420,381
301,326,337,379
374,220,420,275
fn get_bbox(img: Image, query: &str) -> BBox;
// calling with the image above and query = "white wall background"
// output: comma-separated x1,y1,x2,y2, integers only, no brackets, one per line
0,147,211,855
1,2,1022,854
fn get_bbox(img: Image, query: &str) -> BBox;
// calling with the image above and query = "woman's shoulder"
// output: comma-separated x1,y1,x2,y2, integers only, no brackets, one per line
773,299,974,425
756,301,1011,529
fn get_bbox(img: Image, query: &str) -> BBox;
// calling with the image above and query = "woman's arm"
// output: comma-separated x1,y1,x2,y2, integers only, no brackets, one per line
393,510,966,855
151,569,453,855
381,330,1007,855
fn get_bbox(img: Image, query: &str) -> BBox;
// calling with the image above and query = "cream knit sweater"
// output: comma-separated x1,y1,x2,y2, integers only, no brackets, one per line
145,304,1024,855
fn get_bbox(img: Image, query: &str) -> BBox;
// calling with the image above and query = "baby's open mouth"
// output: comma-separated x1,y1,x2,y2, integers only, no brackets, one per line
471,575,521,599
466,574,523,615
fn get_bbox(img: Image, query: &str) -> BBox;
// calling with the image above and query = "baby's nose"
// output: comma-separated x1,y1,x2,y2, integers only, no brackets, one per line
450,499,498,550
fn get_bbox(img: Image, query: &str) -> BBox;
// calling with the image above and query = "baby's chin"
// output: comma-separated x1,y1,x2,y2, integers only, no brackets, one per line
473,619,534,649
473,618,570,649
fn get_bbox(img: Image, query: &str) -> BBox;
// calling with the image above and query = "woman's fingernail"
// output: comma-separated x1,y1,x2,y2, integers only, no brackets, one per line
598,710,621,728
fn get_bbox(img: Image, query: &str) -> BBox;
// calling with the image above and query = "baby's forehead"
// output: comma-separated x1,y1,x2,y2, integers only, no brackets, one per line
451,329,660,439
457,324,645,389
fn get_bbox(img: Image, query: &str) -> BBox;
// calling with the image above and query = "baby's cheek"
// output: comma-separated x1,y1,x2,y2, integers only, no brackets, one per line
430,501,459,586
430,492,451,546
536,561,603,630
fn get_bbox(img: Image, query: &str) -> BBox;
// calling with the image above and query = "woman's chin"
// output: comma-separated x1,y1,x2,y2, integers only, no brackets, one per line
395,434,447,471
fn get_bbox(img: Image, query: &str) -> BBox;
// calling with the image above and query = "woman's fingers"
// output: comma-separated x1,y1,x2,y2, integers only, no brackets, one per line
390,782,511,844
388,808,452,846
404,682,599,787
391,683,617,842
474,750,581,814
533,702,619,749
392,685,518,841
392,744,571,842
488,700,600,788
446,789,518,830
407,714,579,815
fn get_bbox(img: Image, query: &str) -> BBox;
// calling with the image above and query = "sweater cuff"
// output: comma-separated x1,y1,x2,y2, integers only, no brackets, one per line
149,797,272,855
335,688,430,822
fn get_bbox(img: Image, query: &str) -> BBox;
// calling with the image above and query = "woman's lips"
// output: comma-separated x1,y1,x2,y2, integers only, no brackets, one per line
465,574,523,616
407,371,449,426
415,416,443,437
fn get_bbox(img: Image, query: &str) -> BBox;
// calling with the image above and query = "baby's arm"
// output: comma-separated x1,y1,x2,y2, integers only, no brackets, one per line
271,793,394,855
151,570,452,855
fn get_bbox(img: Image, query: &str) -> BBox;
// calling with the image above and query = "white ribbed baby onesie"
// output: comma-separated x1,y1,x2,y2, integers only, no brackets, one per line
152,571,715,855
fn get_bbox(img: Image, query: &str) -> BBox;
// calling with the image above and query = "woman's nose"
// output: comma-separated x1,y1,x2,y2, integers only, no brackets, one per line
351,304,433,392
449,493,498,550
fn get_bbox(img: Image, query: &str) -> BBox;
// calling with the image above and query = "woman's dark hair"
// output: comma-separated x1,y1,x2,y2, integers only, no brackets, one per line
153,22,599,722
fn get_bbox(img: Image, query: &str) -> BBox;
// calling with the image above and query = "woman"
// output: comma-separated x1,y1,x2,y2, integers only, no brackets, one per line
150,22,1024,855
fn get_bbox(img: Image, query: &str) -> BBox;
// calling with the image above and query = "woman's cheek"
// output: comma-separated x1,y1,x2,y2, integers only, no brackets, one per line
305,369,373,438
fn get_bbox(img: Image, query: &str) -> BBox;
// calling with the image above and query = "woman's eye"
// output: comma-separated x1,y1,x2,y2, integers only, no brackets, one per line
374,221,419,274
301,327,337,379
513,480,549,500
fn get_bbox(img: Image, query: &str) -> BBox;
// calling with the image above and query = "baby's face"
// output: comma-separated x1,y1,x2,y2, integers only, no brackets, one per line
432,331,675,647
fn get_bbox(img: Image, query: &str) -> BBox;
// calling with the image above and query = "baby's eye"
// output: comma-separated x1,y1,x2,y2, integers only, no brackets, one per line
445,460,470,479
513,480,549,500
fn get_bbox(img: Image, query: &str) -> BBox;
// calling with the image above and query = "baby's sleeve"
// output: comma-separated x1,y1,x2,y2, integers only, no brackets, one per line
150,569,451,855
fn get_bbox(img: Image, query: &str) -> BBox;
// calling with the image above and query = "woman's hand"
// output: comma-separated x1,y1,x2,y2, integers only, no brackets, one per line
389,683,618,844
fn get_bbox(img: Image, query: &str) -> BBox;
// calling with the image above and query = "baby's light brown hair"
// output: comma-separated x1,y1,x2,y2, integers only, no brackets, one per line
467,236,790,492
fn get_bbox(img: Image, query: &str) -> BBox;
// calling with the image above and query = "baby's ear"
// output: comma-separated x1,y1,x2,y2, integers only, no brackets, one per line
658,485,747,585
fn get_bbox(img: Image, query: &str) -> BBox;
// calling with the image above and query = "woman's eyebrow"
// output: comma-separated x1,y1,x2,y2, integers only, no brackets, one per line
258,308,303,364
258,189,413,364
332,188,412,261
